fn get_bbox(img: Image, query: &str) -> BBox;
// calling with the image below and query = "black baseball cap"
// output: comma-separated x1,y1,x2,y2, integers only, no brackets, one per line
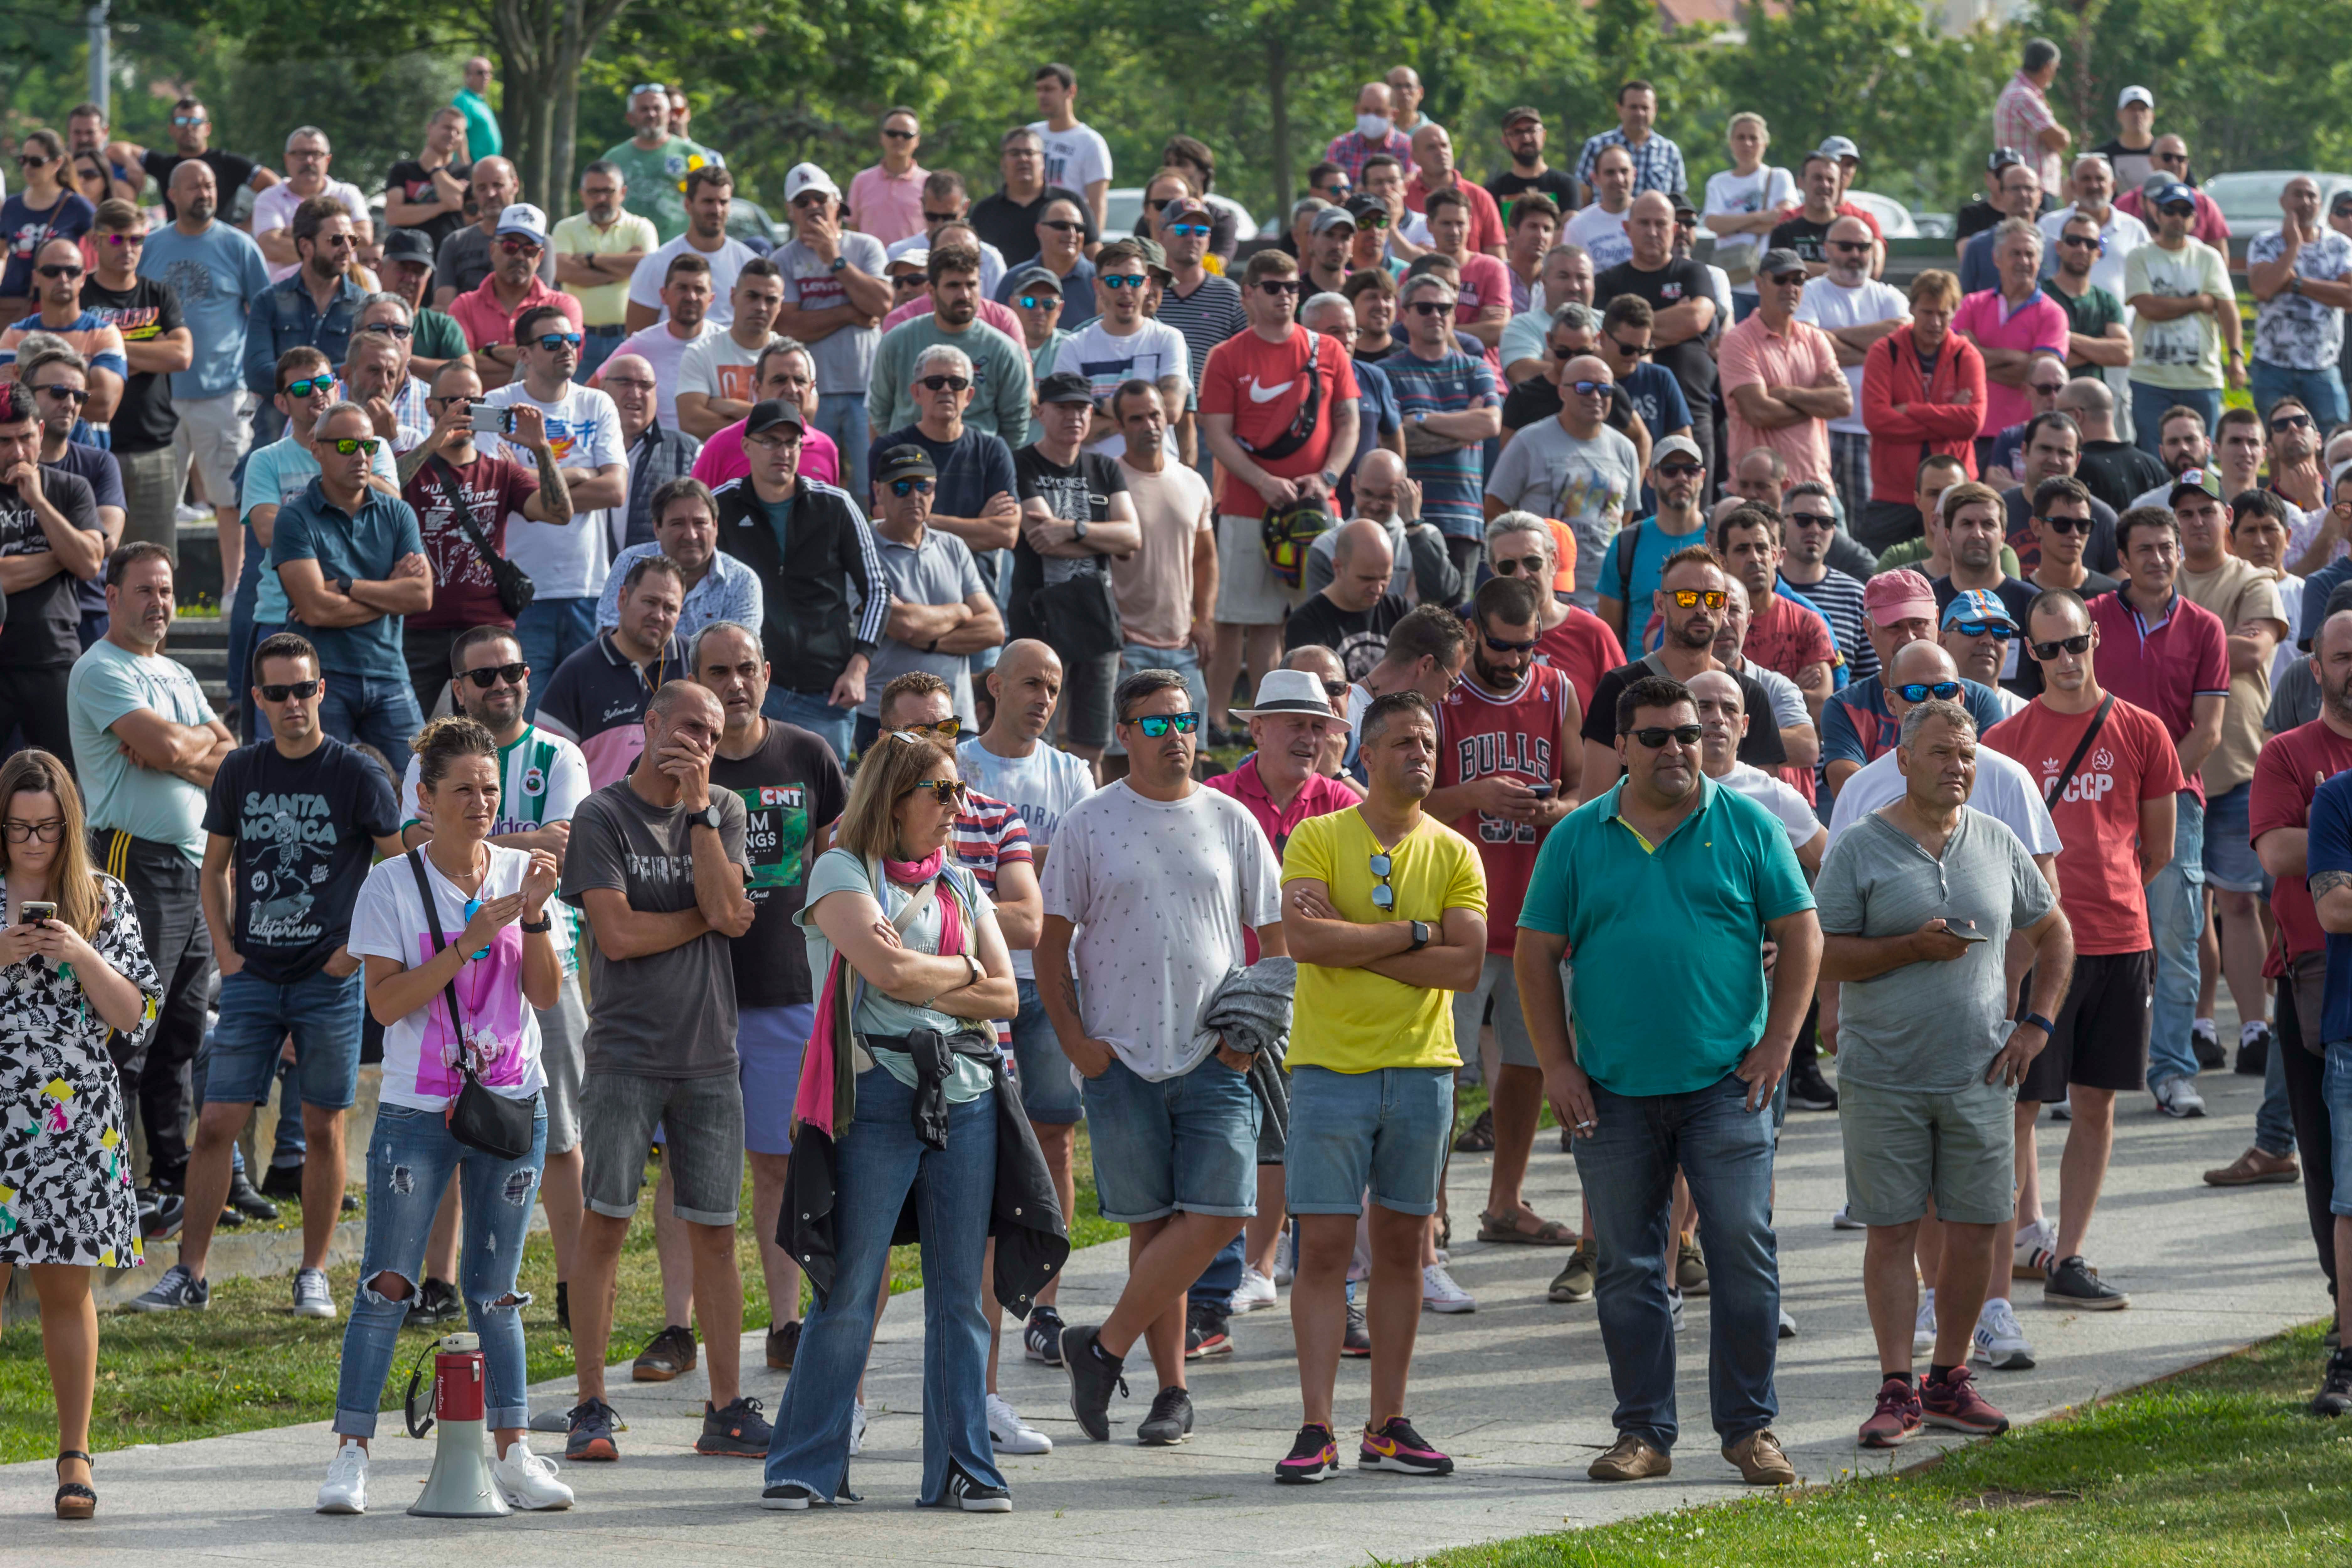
874,443,937,484
1036,370,1095,405
381,229,434,265
744,398,805,436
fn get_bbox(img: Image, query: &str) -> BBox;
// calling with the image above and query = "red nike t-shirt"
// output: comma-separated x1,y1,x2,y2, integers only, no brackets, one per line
1198,323,1361,518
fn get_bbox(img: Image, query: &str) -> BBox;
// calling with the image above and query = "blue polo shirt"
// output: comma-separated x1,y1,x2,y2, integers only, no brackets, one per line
1518,775,1814,1097
268,475,424,680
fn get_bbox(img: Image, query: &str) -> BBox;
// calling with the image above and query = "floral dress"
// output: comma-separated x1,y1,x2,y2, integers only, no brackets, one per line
0,876,162,1269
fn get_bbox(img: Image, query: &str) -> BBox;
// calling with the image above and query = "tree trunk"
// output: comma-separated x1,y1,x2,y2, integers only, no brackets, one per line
494,0,635,220
1266,33,1291,214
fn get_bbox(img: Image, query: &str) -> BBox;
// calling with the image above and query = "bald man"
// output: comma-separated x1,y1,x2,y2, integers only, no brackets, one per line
1306,448,1462,606
1692,669,1827,874
1284,517,1408,681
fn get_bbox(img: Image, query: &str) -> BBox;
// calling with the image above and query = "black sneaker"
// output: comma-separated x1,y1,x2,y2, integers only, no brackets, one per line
2190,1023,2226,1071
1136,1385,1194,1446
1275,1422,1340,1484
1341,1300,1371,1358
1060,1324,1128,1441
697,1396,772,1456
632,1323,698,1382
227,1169,279,1221
555,1280,570,1335
2235,1025,2272,1076
760,1483,819,1511
138,1190,184,1241
1785,1061,1837,1111
767,1319,802,1372
1023,1303,1066,1365
1183,1299,1232,1359
2043,1255,2130,1311
935,1457,1012,1512
259,1162,306,1202
406,1276,462,1326
2312,1349,2352,1417
565,1396,620,1462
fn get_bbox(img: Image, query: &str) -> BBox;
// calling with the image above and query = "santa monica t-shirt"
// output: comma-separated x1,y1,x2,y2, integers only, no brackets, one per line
204,736,400,985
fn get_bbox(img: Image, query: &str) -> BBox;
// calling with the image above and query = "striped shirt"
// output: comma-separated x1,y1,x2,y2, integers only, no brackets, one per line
949,790,1033,1055
1781,565,1875,679
1153,274,1247,410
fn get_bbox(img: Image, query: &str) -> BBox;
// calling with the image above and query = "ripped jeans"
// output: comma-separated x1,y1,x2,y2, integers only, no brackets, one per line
332,1103,547,1438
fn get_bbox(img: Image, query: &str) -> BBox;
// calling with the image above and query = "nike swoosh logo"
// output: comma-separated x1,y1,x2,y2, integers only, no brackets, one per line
1247,379,1296,403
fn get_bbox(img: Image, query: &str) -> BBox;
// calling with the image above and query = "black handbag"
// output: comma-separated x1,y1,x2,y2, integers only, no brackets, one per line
1027,568,1124,662
428,456,535,619
407,851,537,1160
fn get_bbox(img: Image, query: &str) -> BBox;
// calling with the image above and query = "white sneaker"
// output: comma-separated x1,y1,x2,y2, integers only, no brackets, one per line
2013,1218,2058,1279
1421,1263,1475,1314
986,1392,1052,1455
293,1267,337,1320
2153,1075,2206,1118
492,1443,574,1510
848,1400,867,1457
1273,1230,1295,1287
1666,1284,1687,1333
1778,1307,1798,1338
2049,1095,2071,1121
1831,1203,1867,1231
316,1439,368,1514
1970,1297,2035,1371
1229,1266,1278,1314
1913,1290,1937,1357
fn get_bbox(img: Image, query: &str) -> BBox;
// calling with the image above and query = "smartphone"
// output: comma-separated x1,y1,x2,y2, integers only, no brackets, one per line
468,405,514,437
1943,917,1989,944
19,901,56,926
1527,781,1556,799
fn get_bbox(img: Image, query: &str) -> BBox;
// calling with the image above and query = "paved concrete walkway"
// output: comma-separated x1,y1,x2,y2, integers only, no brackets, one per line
4,1060,2327,1563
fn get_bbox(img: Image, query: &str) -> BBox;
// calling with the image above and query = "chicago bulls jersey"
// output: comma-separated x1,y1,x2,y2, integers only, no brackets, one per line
1438,663,1573,952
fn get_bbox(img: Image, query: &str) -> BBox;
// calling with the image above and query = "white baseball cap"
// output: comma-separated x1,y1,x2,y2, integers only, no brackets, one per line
783,162,841,204
2117,85,2153,109
494,203,549,247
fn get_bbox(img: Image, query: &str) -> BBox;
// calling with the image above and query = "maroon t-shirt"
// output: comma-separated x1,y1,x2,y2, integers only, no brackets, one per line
404,452,540,630
2250,718,2352,966
2084,590,2228,804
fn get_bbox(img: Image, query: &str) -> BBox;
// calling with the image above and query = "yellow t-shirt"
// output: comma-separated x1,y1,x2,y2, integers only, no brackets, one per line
550,209,662,328
1282,808,1486,1074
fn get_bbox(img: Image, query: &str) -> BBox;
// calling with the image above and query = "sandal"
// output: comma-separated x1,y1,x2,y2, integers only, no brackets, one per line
1477,1210,1575,1245
1453,1107,1496,1152
55,1450,95,1520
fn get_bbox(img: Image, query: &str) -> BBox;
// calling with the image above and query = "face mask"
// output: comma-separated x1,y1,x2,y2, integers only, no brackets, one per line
1357,113,1393,142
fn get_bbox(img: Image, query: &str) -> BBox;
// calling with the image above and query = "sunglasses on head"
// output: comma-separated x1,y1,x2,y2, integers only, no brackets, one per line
1130,710,1200,738
283,374,335,398
1630,723,1703,749
1165,221,1212,238
1895,680,1963,702
1668,588,1727,610
2029,633,2092,660
1369,851,1396,909
1100,273,1148,290
362,321,413,338
329,436,380,457
904,778,969,805
1950,621,2012,641
35,263,82,279
1257,279,1301,296
918,374,970,393
464,661,529,688
2038,511,2091,533
1787,510,1835,528
257,678,322,702
890,477,934,496
534,332,584,351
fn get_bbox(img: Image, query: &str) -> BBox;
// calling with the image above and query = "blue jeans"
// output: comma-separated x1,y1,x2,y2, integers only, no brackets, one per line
763,1068,1001,1504
2130,383,2221,458
225,543,267,741
2145,788,2206,1090
2248,359,2350,428
814,392,871,498
205,967,366,1109
333,1103,546,1438
577,326,628,380
764,686,856,763
318,670,425,761
1009,979,1082,1125
513,597,597,720
1191,1234,1245,1310
1572,1071,1780,1452
1080,1053,1259,1223
2257,1018,2296,1157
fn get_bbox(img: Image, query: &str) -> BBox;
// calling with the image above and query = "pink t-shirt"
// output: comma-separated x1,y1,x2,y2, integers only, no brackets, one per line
1950,287,2070,433
691,420,841,492
848,162,929,248
1717,310,1842,485
1454,252,1515,326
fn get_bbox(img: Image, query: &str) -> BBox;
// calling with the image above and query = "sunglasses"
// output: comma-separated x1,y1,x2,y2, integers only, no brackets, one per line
1131,710,1201,738
1317,680,1348,698
2159,203,2196,217
329,437,381,456
1257,280,1301,296
2038,512,2092,534
890,477,935,496
1765,270,1808,286
1408,300,1454,315
1101,273,1149,290
257,678,322,702
464,661,529,688
1166,221,1214,239
2029,381,2067,395
1787,510,1835,529
1016,293,1057,310
918,374,971,392
1039,219,1085,233
890,273,925,289
1355,210,1390,229
172,114,208,126
882,127,918,140
1827,239,1873,253
362,321,413,338
35,263,83,279
100,232,146,247
1631,724,1703,749
1949,621,2013,640
33,384,88,404
1484,633,1539,653
1568,379,1612,397
2057,234,2101,250
2273,414,2314,433
905,778,969,805
1492,554,1547,578
1894,680,1963,702
2153,152,2188,164
16,155,52,169
897,717,963,741
1609,337,1649,359
283,375,336,398
2029,633,2092,659
921,209,962,224
1668,588,1727,610
534,333,584,351
1655,461,1703,480
1369,851,1397,909
499,238,544,255
792,193,832,210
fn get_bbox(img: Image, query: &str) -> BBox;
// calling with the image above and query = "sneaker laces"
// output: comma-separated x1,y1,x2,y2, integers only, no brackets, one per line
1146,1386,1189,1423
1979,1298,2022,1338
327,1441,366,1482
566,1396,614,1427
1285,1422,1335,1460
1423,1262,1465,1296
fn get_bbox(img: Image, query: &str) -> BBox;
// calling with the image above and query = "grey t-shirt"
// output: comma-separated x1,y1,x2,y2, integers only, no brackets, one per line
859,527,989,721
776,232,890,395
434,222,558,299
1481,416,1642,612
1813,806,2055,1093
560,777,749,1077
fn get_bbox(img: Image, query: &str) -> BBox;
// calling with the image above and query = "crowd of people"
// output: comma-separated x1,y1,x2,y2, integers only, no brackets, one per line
6,39,2352,1526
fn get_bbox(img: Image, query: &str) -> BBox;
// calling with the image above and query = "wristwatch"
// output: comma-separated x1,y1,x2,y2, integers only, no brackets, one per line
2019,1011,2057,1035
829,255,848,273
521,914,553,933
1319,469,1340,489
334,575,354,597
1072,517,1089,542
1408,919,1431,952
695,803,725,833
2289,275,2304,296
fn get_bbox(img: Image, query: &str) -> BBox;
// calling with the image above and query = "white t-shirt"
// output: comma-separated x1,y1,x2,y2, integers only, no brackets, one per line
347,844,569,1112
1028,120,1113,197
887,233,1008,297
1039,780,1281,1078
957,735,1099,980
252,178,372,283
678,331,771,414
482,379,627,599
399,725,591,970
1825,745,2060,854
610,319,718,430
1058,317,1190,456
1564,204,1633,272
1703,166,1797,289
1717,760,1820,849
2273,572,2307,689
626,235,761,327
1795,275,1910,435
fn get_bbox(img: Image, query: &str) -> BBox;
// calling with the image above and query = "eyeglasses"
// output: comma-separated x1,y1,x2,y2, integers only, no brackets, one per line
918,374,970,393
1949,621,2013,641
329,437,381,457
283,375,336,398
890,273,925,289
1369,851,1396,910
1165,222,1212,238
1608,337,1649,359
1484,633,1539,652
1257,280,1301,297
896,718,963,741
1568,379,1611,397
2028,633,2092,660
1039,219,1085,234
534,333,584,351
362,321,413,339
2038,512,2091,533
791,193,832,210
3,819,66,843
1492,554,1547,577
1894,680,1963,702
33,384,89,405
35,263,83,279
257,678,323,702
1667,588,1727,610
1131,710,1200,738
881,127,918,140
500,238,544,255
2057,234,2101,250
1101,273,1149,290
2273,413,2315,433
905,778,969,805
1787,510,1835,529
1655,461,1703,480
890,477,935,496
1630,724,1703,749
464,662,529,689
1016,294,1057,310
1408,300,1454,316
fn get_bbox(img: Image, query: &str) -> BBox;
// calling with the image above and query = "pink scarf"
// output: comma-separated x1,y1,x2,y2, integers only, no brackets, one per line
793,850,966,1138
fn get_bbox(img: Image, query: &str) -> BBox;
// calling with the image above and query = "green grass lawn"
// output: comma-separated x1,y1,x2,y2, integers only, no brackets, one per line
1422,1323,2352,1568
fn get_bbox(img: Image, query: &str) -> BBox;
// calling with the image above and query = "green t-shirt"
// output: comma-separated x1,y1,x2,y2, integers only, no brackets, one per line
414,308,469,364
454,88,502,162
66,640,219,865
2044,279,2124,374
865,315,1035,443
601,136,725,244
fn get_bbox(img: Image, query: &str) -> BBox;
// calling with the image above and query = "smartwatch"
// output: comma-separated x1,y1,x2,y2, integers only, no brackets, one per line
1408,919,1431,952
829,255,848,273
2019,1011,2057,1036
521,914,553,934
695,804,725,833
1072,517,1089,542
334,575,354,597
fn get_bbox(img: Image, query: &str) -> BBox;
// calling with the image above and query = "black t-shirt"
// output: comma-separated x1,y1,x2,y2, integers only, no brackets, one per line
1931,573,2043,697
141,149,260,221
1580,655,1788,767
707,719,848,1008
2000,486,2120,577
0,466,99,668
45,442,123,623
1008,444,1126,643
1768,214,1836,267
1955,192,2060,241
1501,376,1637,443
1593,258,1719,399
969,184,1094,269
202,736,400,984
1284,591,1409,681
2077,440,2170,516
1485,168,1580,217
78,276,184,453
384,157,476,252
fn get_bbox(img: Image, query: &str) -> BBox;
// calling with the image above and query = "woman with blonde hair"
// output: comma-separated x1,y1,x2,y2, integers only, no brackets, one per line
0,749,164,1518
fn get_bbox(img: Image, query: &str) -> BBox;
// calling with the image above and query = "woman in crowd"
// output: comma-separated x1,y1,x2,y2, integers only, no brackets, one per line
318,717,570,1516
0,750,162,1520
765,731,1023,1512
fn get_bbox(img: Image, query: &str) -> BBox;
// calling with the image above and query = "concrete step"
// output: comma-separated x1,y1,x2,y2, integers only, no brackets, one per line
166,612,233,715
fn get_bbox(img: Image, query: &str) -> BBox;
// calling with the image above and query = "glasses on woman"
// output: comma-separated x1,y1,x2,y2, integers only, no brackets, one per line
1131,711,1200,738
3,819,66,844
905,778,969,806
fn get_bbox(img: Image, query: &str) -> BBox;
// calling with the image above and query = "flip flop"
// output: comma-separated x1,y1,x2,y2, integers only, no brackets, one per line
1478,1211,1575,1245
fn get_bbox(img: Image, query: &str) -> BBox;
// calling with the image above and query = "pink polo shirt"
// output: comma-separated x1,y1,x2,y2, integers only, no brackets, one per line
689,419,841,492
2085,588,2229,805
448,273,585,353
1717,309,1841,485
1207,757,1359,962
1951,287,2069,434
848,162,930,248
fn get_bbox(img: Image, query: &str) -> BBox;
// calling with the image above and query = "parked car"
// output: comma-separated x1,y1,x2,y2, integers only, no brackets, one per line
2202,171,2352,234
1102,185,1263,245
1841,190,1921,240
728,198,784,250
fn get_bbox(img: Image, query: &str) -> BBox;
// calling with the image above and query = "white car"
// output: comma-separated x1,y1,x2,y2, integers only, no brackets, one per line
1699,187,1923,245
2202,171,2352,235
1101,186,1262,245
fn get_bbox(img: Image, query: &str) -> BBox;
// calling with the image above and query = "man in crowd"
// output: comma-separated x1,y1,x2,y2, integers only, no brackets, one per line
1597,193,1718,481
1779,482,1875,677
2124,181,2242,453
848,107,928,247
1720,250,1847,489
972,128,1087,268
553,161,660,377
2095,87,2158,193
1500,243,1596,381
78,198,192,556
1058,239,1190,461
1284,519,1405,680
1521,673,1818,1486
1305,448,1453,608
2245,175,2352,427
1105,379,1217,707
1487,104,1578,215
624,168,758,338
599,83,722,243
539,554,687,794
107,96,278,220
1797,216,1909,522
1406,126,1505,259
1325,82,1412,188
1822,569,2013,797
342,330,427,457
1484,352,1639,610
1577,81,1685,205
869,246,1030,443
769,165,890,486
1958,163,2048,297
598,474,760,647
1502,195,1562,316
611,255,719,428
432,160,557,308
1768,154,1848,273
2058,378,2164,513
383,106,474,257
676,262,787,440
13,342,123,651
1565,146,1637,272
1994,37,2070,192
2125,405,2212,511
1595,436,1710,645
591,351,697,552
449,203,585,391
368,243,469,385
1954,224,2069,474
1928,481,2036,692
252,128,369,284
860,442,1001,743
2024,475,2122,600
1385,274,1496,577
1995,412,2121,577
690,340,837,495
1027,63,1111,231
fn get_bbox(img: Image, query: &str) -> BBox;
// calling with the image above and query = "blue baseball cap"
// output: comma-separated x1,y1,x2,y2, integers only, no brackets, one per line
1942,589,2016,631
2151,180,2198,212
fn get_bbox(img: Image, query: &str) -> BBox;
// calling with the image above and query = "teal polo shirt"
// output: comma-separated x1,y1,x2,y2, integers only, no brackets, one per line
1519,776,1814,1097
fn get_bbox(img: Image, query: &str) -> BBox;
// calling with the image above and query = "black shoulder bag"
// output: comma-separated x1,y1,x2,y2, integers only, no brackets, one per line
429,456,536,618
407,850,538,1159
1236,330,1323,462
2043,694,2115,810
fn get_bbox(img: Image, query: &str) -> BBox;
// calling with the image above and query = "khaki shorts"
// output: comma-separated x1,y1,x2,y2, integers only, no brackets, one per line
1838,1073,2016,1227
1213,512,1295,626
172,391,253,507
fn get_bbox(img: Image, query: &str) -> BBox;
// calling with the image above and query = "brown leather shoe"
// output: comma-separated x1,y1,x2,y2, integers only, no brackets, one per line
2202,1147,2300,1186
1588,1433,1672,1481
1723,1427,1796,1485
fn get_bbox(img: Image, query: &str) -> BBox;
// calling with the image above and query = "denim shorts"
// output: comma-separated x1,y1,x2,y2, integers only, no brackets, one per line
2324,1042,2352,1218
580,1069,745,1225
205,967,365,1110
1284,1065,1454,1217
2200,781,2267,895
739,1002,816,1155
1838,1074,2017,1226
1080,1052,1259,1222
1009,980,1082,1125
